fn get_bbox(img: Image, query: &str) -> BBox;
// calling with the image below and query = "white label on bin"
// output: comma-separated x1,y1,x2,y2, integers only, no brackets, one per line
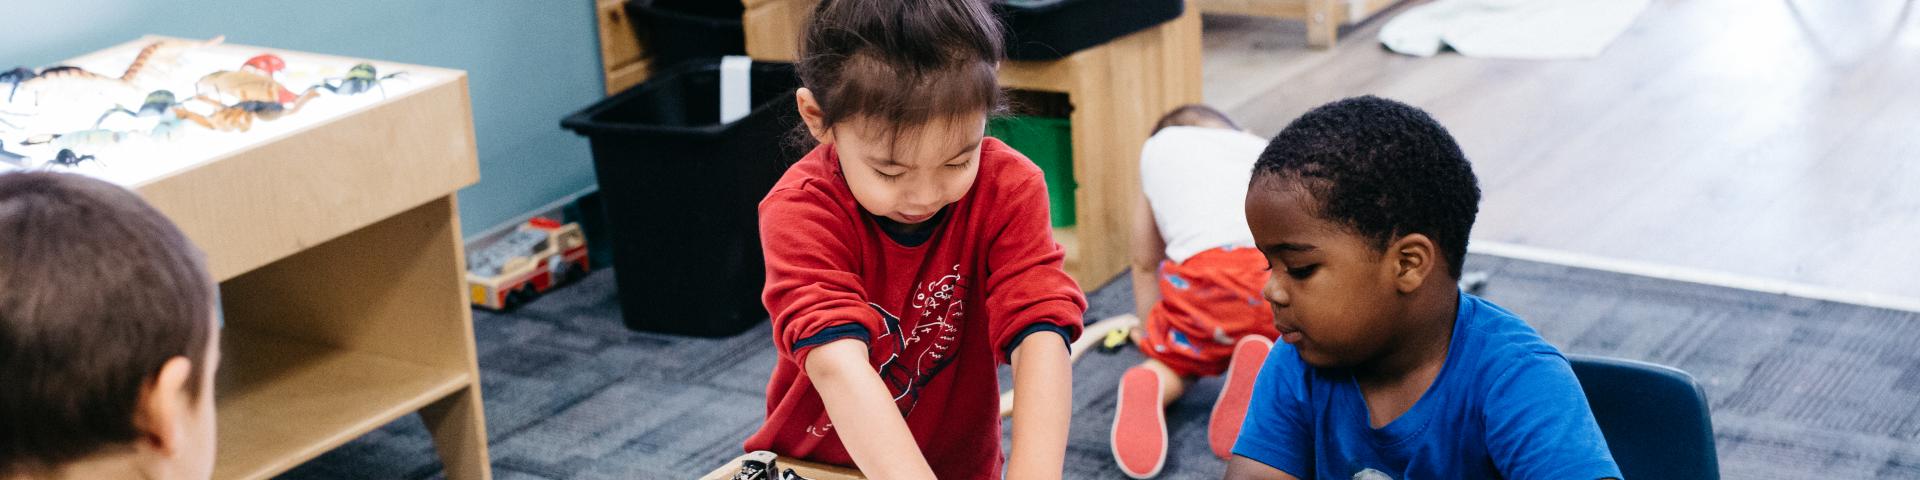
721,55,752,125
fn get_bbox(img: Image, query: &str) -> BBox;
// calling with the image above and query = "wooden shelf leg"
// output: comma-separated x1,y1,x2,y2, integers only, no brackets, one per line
421,384,491,480
1308,0,1338,49
1063,9,1204,286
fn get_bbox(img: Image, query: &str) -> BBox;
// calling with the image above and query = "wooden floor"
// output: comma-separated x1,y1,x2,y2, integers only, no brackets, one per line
1201,0,1920,304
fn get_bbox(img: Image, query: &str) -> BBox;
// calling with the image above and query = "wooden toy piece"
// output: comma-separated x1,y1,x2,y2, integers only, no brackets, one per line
466,217,591,310
700,451,867,480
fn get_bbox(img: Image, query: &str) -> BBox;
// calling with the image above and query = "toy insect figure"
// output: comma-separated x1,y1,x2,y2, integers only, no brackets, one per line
73,90,195,143
243,54,286,77
21,129,127,148
9,37,221,107
1,67,34,102
46,148,98,167
319,63,406,96
177,90,318,133
97,90,183,124
189,57,321,133
197,70,300,105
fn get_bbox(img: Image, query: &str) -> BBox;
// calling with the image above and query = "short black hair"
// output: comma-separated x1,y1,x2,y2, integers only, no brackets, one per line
0,171,214,476
1251,96,1480,278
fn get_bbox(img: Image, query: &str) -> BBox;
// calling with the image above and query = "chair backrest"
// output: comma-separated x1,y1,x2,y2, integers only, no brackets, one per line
1566,354,1720,480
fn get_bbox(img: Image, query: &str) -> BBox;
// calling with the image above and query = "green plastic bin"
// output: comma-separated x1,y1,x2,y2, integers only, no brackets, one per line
988,116,1076,227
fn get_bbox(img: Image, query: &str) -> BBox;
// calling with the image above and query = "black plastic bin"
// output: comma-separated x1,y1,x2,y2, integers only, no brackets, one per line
994,0,1186,60
627,0,748,71
561,59,803,337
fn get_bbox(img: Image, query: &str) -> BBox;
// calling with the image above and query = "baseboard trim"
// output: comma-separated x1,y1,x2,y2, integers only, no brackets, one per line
464,186,599,250
1470,241,1920,314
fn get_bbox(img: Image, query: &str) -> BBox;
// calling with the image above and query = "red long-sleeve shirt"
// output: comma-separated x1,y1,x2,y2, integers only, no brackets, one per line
743,138,1086,479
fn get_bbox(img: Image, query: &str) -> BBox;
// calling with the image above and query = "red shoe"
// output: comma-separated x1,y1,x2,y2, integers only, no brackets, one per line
1209,335,1274,458
1112,366,1169,478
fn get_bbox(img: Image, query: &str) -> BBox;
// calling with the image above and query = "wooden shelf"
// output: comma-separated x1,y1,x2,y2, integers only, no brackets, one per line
597,0,651,95
1054,226,1081,285
214,329,470,480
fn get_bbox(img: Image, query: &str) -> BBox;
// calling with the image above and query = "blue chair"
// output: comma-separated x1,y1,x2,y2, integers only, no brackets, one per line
1566,354,1720,480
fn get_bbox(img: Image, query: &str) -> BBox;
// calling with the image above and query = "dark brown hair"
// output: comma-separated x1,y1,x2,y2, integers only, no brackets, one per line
797,0,1005,149
0,171,215,475
1153,104,1241,133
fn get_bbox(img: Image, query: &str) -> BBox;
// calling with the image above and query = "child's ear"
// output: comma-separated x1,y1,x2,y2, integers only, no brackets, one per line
1388,233,1439,294
795,88,834,145
133,356,196,459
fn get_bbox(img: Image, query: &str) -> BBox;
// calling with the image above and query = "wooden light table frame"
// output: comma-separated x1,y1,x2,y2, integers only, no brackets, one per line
1193,0,1406,48
733,0,1204,288
72,37,494,480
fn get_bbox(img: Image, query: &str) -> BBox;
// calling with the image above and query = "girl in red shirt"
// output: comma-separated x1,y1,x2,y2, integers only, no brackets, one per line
741,1,1086,479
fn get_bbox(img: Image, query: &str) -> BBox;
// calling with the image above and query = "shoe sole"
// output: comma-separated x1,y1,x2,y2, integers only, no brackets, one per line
1209,335,1274,459
1112,366,1169,478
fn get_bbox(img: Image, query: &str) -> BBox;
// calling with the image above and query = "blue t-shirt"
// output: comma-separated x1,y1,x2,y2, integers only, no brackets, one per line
1232,292,1620,479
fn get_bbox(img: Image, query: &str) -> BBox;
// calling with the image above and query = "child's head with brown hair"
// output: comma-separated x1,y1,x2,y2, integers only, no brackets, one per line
794,0,1005,226
0,171,220,480
1244,96,1479,370
1152,104,1242,133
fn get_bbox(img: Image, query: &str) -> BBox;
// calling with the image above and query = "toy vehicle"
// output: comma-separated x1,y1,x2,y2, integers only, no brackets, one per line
467,218,589,310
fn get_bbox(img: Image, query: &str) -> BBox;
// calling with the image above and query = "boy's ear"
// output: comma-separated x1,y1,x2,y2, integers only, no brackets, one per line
133,356,195,459
795,88,834,145
1388,233,1439,294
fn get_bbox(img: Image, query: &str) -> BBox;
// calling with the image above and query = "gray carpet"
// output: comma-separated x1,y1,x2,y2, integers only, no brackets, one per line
279,254,1920,479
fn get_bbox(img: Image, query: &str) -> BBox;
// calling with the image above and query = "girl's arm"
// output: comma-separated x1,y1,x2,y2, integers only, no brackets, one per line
1132,192,1168,318
806,338,937,480
1005,332,1072,479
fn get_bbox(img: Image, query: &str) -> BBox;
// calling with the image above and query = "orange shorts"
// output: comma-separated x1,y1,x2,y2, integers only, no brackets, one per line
1135,246,1279,377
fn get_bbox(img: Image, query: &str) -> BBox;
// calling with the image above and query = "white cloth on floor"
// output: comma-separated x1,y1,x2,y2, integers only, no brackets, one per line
1379,0,1652,59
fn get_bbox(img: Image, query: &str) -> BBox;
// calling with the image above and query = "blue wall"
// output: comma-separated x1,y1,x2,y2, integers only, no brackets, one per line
5,0,606,238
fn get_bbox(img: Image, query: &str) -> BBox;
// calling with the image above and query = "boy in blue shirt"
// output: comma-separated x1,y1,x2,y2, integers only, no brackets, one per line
1227,96,1620,480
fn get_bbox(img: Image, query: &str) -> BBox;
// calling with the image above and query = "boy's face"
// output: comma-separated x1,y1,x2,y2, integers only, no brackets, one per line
1245,176,1405,369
